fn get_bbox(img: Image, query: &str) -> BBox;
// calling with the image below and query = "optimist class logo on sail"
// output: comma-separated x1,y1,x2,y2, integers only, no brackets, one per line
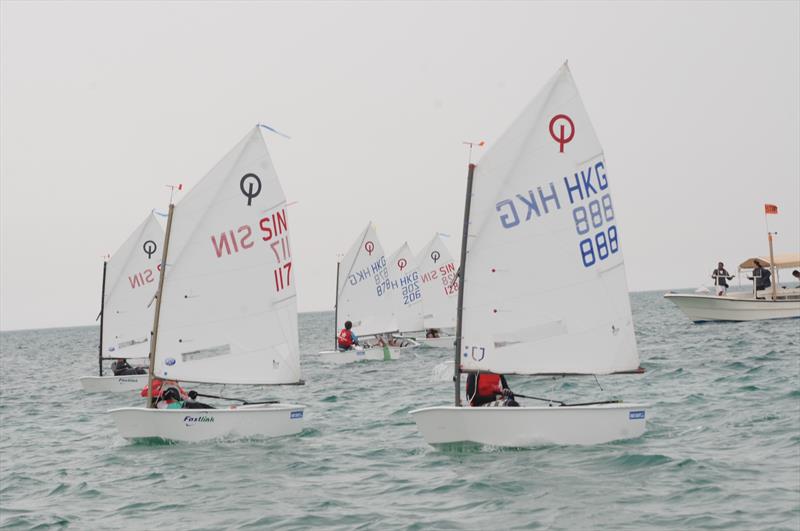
494,113,621,269
208,172,293,293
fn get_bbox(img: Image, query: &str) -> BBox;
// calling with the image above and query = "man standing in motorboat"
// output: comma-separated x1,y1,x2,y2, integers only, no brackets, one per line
747,260,772,295
711,262,734,295
337,320,359,351
466,372,519,407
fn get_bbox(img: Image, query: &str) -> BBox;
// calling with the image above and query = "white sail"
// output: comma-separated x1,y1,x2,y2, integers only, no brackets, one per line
102,212,164,359
337,223,398,336
387,242,424,332
153,127,301,385
416,234,458,330
460,64,640,375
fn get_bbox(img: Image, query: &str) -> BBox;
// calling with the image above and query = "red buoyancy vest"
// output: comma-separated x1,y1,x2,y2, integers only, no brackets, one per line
140,379,188,399
338,329,354,348
477,373,502,397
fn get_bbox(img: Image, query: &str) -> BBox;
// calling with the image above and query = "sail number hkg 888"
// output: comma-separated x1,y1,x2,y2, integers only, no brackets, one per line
572,193,618,267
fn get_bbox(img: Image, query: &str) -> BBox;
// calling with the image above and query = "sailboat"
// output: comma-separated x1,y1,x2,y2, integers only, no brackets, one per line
412,234,458,348
80,212,164,393
411,64,648,447
109,126,305,442
387,242,425,334
318,222,418,363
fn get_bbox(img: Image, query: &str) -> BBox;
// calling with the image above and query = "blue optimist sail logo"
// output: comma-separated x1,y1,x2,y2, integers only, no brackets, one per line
629,410,645,420
290,410,303,419
165,358,176,366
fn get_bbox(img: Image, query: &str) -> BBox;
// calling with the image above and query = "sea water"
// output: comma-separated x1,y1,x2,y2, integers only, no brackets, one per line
1,291,798,530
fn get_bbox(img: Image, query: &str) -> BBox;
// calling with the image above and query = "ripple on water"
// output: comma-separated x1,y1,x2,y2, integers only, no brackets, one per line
1,294,798,530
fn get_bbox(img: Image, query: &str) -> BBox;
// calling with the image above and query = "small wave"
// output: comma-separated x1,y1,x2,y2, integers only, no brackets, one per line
607,452,673,468
430,361,453,382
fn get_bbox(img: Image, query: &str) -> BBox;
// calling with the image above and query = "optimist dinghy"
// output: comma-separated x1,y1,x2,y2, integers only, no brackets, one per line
386,241,455,349
110,126,306,442
406,234,458,348
80,212,163,392
318,223,417,363
411,63,648,447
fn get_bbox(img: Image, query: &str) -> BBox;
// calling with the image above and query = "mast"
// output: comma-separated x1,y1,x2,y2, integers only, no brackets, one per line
768,232,777,301
98,260,107,376
146,203,175,408
334,261,340,350
454,163,476,407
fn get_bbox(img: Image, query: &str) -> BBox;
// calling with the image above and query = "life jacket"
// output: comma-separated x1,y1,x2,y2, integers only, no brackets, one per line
338,328,354,348
477,373,502,397
141,379,187,400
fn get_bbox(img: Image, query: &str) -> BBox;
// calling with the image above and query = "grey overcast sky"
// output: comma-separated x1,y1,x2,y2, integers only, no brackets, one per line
1,1,798,331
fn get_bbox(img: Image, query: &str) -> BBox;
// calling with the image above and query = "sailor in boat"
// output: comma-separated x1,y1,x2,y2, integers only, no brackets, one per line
337,321,359,351
747,260,772,296
110,358,146,376
425,328,441,338
159,388,215,410
711,262,734,295
466,372,519,407
371,335,410,348
792,270,800,281
141,379,214,409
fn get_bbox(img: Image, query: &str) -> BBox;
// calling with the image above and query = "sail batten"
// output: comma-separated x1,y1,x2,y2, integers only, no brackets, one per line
460,64,640,376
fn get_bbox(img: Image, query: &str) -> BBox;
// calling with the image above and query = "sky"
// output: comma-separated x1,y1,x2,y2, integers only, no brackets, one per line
1,1,798,331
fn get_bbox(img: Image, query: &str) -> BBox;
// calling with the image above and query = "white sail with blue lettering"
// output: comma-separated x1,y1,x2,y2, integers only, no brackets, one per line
416,234,458,330
152,127,301,385
102,212,164,359
460,64,639,375
387,242,424,332
336,223,398,336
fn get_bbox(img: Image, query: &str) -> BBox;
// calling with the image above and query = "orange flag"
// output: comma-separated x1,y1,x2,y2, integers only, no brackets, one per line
764,204,778,215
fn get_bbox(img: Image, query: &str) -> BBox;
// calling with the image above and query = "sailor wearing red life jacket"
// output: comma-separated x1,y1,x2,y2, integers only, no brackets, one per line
337,320,360,351
140,379,189,408
466,372,519,407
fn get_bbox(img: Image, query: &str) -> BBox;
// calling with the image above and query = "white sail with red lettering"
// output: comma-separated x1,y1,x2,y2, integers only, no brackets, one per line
153,127,301,385
460,63,639,375
336,223,398,336
416,234,458,330
387,242,424,332
102,212,164,359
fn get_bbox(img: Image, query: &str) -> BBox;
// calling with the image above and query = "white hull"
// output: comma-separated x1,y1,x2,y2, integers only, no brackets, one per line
413,335,456,349
109,403,306,442
664,292,800,322
317,344,403,363
80,374,148,393
410,403,648,446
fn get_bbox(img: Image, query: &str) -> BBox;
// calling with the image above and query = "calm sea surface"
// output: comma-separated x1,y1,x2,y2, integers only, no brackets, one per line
1,291,798,530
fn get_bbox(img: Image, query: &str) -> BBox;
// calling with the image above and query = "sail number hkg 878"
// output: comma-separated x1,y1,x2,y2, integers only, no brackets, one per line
209,208,292,292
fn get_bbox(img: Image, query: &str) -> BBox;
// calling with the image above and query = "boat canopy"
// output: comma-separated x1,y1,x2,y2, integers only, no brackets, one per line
738,253,800,269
